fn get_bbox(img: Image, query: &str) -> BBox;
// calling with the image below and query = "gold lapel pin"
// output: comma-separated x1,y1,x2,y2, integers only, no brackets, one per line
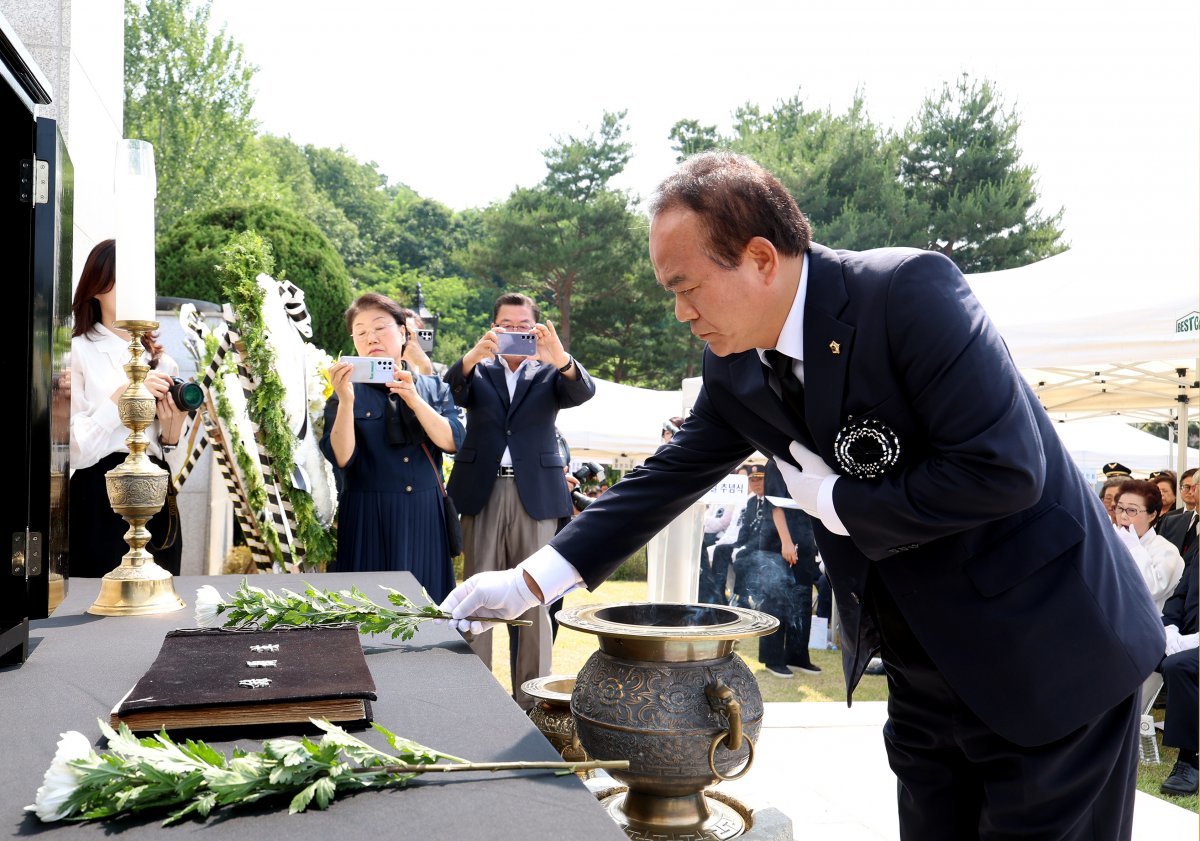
829,340,841,355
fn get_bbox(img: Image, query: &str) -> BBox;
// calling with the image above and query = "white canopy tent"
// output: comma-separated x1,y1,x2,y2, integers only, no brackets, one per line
556,376,684,464
967,247,1198,421
967,243,1199,478
1050,416,1197,484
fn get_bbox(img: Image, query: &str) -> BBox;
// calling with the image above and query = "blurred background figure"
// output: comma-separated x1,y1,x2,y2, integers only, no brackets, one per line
1100,476,1126,525
661,415,684,446
1151,470,1178,519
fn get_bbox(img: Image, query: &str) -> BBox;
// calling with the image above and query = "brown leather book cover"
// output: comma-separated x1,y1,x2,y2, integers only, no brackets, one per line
111,625,377,733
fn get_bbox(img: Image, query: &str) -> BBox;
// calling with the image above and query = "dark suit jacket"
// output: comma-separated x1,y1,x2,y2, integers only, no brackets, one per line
1159,509,1198,557
552,243,1165,747
1162,557,1198,635
444,357,595,521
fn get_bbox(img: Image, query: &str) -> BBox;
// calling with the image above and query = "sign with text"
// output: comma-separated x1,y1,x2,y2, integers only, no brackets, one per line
701,474,748,504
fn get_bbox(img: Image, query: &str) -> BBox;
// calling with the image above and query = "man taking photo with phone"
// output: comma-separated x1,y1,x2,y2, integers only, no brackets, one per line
443,292,596,709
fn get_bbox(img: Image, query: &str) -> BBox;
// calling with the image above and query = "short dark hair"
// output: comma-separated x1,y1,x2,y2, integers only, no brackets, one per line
1117,479,1164,527
492,292,540,324
1182,468,1198,483
343,292,410,335
649,151,812,270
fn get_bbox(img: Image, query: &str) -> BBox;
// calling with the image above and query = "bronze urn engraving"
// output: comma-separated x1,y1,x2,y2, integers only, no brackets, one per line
557,602,778,841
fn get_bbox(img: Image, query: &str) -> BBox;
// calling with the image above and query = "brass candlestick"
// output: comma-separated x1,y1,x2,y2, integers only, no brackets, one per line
87,320,185,616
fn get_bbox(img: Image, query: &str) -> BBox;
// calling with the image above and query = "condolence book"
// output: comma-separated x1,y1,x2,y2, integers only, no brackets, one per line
111,625,376,732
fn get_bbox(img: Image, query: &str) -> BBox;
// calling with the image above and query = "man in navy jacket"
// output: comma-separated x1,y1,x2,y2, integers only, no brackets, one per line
444,293,594,708
444,153,1163,837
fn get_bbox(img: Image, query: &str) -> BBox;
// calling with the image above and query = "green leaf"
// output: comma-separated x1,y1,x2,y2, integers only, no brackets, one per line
312,776,337,810
288,782,317,814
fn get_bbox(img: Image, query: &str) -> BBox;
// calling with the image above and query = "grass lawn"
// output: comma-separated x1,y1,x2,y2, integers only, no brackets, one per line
481,578,1195,814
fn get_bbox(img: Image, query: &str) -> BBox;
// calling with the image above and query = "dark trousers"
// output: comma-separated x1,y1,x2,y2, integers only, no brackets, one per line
815,572,832,619
709,543,736,604
68,451,183,578
756,556,816,669
871,577,1140,840
1161,648,1199,753
697,533,722,604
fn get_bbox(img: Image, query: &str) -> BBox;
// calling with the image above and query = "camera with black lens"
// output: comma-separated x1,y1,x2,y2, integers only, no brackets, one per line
569,461,604,513
169,377,205,412
572,461,603,484
571,489,594,512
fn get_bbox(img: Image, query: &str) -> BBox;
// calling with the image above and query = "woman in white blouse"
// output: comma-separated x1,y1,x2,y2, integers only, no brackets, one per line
1114,478,1186,614
68,239,187,577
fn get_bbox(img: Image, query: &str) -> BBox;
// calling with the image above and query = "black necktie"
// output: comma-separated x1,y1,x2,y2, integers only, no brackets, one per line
764,349,816,451
765,349,805,417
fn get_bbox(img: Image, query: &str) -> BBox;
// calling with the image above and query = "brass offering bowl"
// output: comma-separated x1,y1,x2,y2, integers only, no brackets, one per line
521,674,592,778
557,603,778,841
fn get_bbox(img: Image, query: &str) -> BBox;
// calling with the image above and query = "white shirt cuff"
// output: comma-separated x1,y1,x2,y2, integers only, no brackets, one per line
518,546,585,604
817,475,850,536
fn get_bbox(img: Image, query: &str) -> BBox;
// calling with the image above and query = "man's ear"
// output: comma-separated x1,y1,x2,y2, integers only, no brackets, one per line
743,236,779,282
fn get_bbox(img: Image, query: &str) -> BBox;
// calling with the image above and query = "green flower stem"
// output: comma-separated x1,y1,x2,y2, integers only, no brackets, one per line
361,759,629,776
205,580,529,642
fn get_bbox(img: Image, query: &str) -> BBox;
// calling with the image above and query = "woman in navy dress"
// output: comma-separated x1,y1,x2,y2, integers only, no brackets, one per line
321,293,465,602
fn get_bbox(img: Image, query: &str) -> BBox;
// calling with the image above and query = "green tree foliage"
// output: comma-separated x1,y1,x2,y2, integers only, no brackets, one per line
728,93,924,251
378,193,480,280
251,136,364,263
542,111,632,203
900,75,1066,271
668,118,721,162
156,204,355,353
302,146,392,265
124,0,259,231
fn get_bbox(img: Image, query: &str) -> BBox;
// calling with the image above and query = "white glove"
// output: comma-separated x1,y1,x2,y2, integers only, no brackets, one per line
1165,624,1199,656
773,440,835,515
439,569,540,635
1113,524,1150,562
1164,624,1181,655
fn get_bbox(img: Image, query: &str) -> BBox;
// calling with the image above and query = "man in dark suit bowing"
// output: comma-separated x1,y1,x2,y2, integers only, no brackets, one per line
443,152,1164,838
443,292,595,709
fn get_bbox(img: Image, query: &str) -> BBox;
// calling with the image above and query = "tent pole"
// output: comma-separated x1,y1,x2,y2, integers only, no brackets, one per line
1177,383,1191,485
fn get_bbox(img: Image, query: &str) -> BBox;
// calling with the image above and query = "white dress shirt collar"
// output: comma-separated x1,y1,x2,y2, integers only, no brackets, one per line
756,252,809,365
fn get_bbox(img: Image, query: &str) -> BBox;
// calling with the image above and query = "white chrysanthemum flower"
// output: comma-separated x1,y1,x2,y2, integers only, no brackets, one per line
26,730,92,821
194,584,225,628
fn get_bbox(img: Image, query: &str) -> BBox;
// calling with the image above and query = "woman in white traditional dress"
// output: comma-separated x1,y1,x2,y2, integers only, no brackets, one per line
1114,478,1186,613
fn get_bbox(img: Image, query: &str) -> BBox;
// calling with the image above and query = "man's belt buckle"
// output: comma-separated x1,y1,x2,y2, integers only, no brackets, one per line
497,466,516,478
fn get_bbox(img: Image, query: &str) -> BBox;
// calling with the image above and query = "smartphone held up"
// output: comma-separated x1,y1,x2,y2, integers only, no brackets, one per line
495,331,536,357
342,356,395,383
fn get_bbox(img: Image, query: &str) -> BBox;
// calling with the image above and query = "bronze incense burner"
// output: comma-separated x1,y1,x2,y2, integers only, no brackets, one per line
557,602,777,841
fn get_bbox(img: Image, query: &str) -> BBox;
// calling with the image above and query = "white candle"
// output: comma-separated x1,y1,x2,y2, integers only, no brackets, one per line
114,139,158,323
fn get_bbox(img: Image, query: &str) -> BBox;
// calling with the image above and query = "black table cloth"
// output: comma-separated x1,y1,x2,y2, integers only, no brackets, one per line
2,572,626,839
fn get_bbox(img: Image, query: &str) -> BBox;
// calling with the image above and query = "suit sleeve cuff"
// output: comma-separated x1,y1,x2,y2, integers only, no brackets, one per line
518,546,585,604
818,475,850,536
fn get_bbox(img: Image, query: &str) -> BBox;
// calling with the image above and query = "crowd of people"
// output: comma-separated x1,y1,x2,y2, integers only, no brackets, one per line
1099,462,1198,796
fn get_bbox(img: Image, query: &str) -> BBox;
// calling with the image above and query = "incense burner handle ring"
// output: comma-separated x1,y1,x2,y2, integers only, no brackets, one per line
705,679,755,781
